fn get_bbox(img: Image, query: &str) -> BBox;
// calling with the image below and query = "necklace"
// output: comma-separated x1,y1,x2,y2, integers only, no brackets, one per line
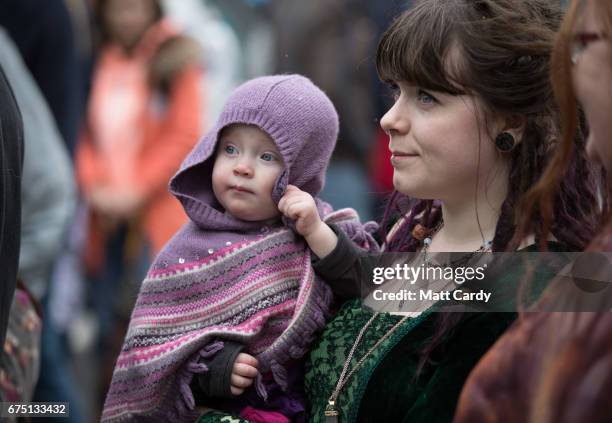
422,220,493,267
325,312,409,422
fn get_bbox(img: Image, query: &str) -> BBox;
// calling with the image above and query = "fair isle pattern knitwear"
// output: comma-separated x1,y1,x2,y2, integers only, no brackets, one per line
101,209,369,422
103,75,379,421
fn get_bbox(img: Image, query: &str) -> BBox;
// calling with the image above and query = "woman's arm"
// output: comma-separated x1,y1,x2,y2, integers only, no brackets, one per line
311,224,374,301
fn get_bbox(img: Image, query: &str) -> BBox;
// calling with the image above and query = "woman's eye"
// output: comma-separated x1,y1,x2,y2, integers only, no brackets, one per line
387,82,401,101
417,89,437,105
224,145,237,155
261,153,276,162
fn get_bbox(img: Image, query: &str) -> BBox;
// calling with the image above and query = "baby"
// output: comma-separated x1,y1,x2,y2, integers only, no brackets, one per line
102,75,377,423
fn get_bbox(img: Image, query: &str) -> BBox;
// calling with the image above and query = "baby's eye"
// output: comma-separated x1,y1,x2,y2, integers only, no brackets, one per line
224,145,238,155
261,153,276,162
417,89,437,105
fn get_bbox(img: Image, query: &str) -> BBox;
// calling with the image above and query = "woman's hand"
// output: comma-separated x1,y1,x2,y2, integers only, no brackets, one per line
230,353,258,396
279,185,338,258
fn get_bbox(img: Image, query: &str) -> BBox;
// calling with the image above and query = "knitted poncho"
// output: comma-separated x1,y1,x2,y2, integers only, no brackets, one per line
102,75,378,422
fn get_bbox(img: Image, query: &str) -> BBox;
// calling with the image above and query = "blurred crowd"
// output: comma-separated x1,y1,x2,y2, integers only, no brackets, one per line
0,0,409,421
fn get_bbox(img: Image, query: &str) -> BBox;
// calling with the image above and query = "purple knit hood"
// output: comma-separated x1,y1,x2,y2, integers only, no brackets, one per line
169,74,339,232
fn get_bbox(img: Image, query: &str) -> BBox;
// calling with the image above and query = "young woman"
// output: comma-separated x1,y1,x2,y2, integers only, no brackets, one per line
200,1,601,422
455,1,612,422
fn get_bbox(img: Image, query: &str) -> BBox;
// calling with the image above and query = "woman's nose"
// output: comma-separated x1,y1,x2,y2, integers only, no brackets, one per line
233,161,253,177
380,100,410,135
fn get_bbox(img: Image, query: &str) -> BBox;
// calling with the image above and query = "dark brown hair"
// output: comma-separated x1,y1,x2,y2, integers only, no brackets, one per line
375,0,602,373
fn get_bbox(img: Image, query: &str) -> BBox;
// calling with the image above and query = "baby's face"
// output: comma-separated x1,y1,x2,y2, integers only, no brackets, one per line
212,124,284,222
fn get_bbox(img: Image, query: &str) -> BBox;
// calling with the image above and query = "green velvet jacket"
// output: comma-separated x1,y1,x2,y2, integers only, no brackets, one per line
305,299,515,423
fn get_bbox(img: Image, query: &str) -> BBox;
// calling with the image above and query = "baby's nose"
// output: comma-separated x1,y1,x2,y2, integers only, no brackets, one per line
233,162,253,177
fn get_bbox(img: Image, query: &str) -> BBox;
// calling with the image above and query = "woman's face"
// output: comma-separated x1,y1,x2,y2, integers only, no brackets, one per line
104,0,157,49
379,78,509,203
572,0,612,168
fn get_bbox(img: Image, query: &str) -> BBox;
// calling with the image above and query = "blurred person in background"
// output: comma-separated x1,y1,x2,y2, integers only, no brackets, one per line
0,2,91,421
0,61,33,416
0,0,84,155
209,0,276,80
162,0,242,123
76,0,204,415
27,2,95,421
0,26,76,316
0,25,75,417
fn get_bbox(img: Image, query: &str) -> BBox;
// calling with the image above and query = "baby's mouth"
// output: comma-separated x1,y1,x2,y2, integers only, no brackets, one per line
230,185,254,194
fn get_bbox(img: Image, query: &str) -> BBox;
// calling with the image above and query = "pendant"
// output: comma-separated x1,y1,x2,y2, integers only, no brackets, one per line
325,410,339,423
325,401,340,423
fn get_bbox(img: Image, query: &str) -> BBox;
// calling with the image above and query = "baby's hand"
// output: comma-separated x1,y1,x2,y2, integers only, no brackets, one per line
278,185,323,238
279,185,338,258
230,353,258,396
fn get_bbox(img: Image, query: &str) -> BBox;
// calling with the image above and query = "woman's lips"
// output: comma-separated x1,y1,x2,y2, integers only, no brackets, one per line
390,152,419,167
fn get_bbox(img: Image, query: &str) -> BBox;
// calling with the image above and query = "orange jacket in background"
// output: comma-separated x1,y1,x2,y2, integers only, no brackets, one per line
76,20,204,268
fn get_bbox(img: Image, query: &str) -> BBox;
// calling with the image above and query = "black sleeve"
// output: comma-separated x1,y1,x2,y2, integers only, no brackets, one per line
0,63,24,348
312,224,380,301
191,341,246,401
